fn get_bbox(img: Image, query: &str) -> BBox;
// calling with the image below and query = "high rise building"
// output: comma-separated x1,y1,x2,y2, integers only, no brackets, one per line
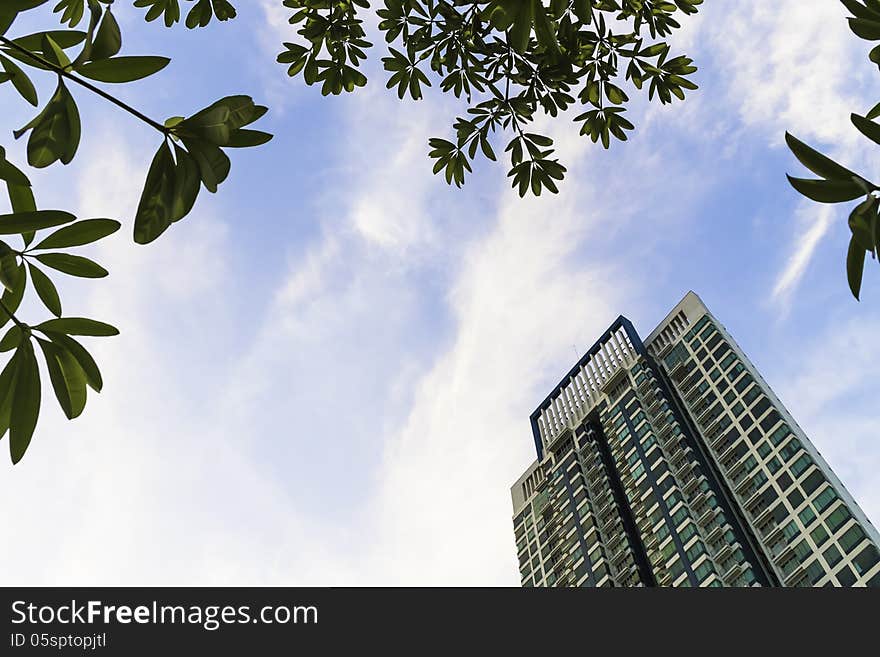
511,292,880,587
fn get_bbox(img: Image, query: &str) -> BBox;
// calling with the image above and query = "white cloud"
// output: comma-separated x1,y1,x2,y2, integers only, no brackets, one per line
0,123,356,586
771,205,835,308
695,0,877,306
365,188,626,585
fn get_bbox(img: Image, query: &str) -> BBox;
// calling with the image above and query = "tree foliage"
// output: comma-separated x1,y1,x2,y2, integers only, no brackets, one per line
787,0,880,300
0,1,703,465
0,0,271,463
277,0,703,196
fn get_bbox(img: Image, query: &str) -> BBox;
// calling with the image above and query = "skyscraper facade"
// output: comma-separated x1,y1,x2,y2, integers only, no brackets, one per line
511,292,880,587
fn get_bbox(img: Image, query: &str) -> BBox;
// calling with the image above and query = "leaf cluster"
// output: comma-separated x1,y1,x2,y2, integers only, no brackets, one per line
0,0,270,462
278,0,703,196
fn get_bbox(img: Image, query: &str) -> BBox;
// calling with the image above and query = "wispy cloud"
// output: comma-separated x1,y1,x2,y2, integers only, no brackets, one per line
695,0,876,307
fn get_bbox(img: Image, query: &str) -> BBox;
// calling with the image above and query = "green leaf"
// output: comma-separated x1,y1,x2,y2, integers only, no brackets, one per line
533,1,559,52
847,236,866,300
32,218,121,250
27,263,62,317
134,0,182,27
0,11,17,37
509,1,535,54
848,17,880,40
0,351,19,442
180,137,230,193
0,325,22,353
0,242,19,292
43,332,102,391
37,338,86,420
851,113,880,146
134,142,175,244
133,142,201,244
76,56,170,83
226,129,274,148
0,53,38,106
41,34,72,69
11,30,86,52
35,317,119,337
0,152,31,187
177,96,265,146
34,253,108,278
849,196,878,251
91,8,122,60
168,144,201,223
785,133,863,181
9,340,40,464
786,176,865,203
0,264,26,332
14,79,80,168
0,210,75,234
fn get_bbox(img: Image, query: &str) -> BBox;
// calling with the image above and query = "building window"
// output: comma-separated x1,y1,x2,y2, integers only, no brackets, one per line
790,454,812,478
802,471,826,496
836,565,857,587
810,524,830,548
813,487,838,513
798,506,817,528
853,545,880,576
839,525,866,554
824,544,842,568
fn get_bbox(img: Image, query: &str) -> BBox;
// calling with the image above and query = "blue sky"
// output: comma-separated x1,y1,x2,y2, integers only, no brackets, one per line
0,1,878,585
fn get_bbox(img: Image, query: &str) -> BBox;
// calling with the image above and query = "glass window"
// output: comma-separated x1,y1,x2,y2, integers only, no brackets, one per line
823,544,842,568
655,523,671,543
790,454,812,478
768,424,791,446
679,522,698,544
802,471,826,495
853,544,880,576
760,410,782,432
840,526,866,554
836,565,857,587
810,524,830,547
671,506,689,528
694,560,716,582
686,541,707,563
793,540,812,562
719,353,737,371
782,520,799,542
813,487,838,512
804,560,826,586
827,506,851,533
798,506,817,527
751,397,771,418
776,472,793,492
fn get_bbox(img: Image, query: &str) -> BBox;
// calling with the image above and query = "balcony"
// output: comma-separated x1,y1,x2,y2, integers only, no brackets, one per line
782,562,806,586
545,424,574,454
722,562,743,583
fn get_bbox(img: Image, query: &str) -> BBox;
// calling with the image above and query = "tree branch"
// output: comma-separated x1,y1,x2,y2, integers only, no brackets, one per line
0,35,169,135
